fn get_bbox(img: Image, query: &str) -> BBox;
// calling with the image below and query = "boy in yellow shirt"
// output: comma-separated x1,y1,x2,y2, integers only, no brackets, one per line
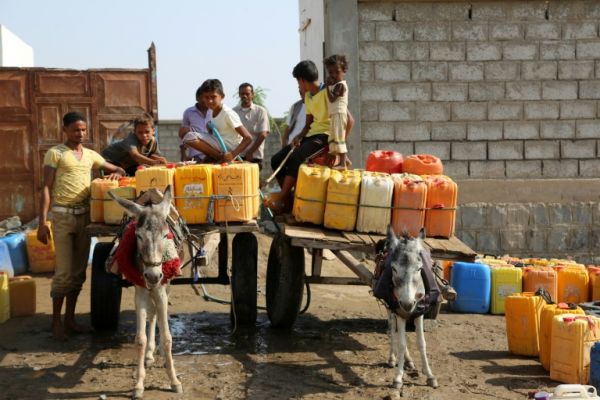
37,112,125,340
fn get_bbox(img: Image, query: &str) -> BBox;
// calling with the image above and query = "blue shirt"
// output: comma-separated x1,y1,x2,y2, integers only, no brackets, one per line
182,104,212,158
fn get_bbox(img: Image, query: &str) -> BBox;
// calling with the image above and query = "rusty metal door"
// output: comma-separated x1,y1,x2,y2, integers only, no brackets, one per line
0,44,158,222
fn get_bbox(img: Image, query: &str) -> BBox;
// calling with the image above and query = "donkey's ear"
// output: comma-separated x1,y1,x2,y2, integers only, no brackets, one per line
108,190,143,217
419,227,426,240
159,185,173,217
387,225,399,249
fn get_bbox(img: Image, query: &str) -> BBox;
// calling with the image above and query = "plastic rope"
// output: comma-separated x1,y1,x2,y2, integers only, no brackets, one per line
293,195,457,211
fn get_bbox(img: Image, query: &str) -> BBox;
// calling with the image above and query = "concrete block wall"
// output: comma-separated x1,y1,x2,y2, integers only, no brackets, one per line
359,0,600,179
457,202,600,263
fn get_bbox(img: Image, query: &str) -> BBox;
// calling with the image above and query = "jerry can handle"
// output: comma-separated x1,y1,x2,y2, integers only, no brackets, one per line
554,384,597,398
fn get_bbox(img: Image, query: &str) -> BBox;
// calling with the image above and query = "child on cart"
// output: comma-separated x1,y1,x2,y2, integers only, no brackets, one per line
324,54,351,169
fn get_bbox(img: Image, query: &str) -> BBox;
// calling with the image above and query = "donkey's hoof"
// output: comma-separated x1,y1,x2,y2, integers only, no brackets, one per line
426,377,439,388
171,383,183,394
403,360,416,371
132,389,144,399
393,380,403,391
144,356,155,366
387,356,397,368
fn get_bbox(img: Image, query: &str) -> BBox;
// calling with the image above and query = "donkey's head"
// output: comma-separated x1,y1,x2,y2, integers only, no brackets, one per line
109,186,172,288
386,226,426,319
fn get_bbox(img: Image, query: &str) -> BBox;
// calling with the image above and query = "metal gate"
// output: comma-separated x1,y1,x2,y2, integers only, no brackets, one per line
0,44,158,222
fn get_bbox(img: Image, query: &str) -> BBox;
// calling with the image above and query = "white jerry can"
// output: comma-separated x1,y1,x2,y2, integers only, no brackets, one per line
356,171,393,235
551,385,600,399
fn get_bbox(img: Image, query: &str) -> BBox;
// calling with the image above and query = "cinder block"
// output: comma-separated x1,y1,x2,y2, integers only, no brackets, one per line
490,23,523,40
489,102,523,120
469,82,505,101
452,22,488,41
506,204,531,226
393,42,429,61
374,62,411,81
527,229,547,253
361,83,393,101
361,101,378,121
524,140,560,159
394,83,431,101
563,22,598,39
452,142,487,160
576,120,600,138
524,102,559,120
485,62,520,81
577,40,600,59
521,61,557,80
581,160,600,176
570,228,589,251
472,3,508,20
526,23,561,40
379,102,414,121
560,101,596,119
542,81,578,100
488,206,508,228
430,42,465,61
541,121,575,139
361,141,378,162
489,141,524,160
506,81,542,101
549,204,572,225
578,80,600,99
531,204,549,226
432,83,468,101
395,122,431,142
359,22,375,41
431,122,467,140
558,61,594,79
469,161,505,178
360,42,393,61
376,22,413,42
510,2,547,20
381,141,414,155
363,122,395,141
561,139,597,158
414,141,451,160
541,41,575,60
415,23,450,41
449,63,484,81
549,2,587,20
360,62,374,81
412,62,448,81
462,206,486,229
393,3,432,22
452,102,487,121
443,161,469,178
479,230,502,253
468,122,503,140
506,160,542,178
359,3,395,21
415,102,450,122
503,42,538,60
542,160,579,177
572,203,593,225
432,3,471,20
467,42,502,61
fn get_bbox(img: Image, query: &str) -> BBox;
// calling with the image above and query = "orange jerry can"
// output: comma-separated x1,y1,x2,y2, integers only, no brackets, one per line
523,267,558,301
8,276,36,317
365,150,403,174
402,154,443,175
90,178,119,223
26,223,56,273
423,175,457,238
557,266,589,304
391,174,427,238
539,303,585,371
505,292,545,356
588,266,600,301
550,314,600,384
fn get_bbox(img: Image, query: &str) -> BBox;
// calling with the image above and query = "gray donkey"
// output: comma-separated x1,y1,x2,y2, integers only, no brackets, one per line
377,227,439,391
109,186,182,399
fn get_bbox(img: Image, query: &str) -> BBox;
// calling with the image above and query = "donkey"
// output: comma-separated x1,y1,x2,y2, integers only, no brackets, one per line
376,227,438,391
109,186,182,399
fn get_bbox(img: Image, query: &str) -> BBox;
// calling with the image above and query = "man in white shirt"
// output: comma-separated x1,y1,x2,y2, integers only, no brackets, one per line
233,83,270,170
282,87,307,147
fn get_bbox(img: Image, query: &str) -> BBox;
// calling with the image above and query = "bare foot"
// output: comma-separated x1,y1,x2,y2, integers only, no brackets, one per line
52,322,68,341
64,322,93,335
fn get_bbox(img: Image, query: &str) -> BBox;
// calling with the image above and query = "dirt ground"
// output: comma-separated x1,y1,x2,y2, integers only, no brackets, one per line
0,233,555,400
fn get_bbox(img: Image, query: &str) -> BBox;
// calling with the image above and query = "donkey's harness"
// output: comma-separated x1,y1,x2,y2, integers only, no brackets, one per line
373,239,441,319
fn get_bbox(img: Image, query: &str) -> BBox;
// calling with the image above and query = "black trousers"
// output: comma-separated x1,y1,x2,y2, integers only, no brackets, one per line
270,134,328,180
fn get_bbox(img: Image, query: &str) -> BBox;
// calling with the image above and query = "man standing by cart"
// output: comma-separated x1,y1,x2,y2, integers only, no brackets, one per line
37,111,125,340
234,83,270,170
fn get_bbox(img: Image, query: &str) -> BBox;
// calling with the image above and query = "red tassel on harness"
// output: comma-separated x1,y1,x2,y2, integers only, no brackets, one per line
114,221,181,287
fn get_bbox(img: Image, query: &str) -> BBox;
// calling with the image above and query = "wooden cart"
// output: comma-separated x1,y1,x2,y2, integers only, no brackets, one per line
85,221,259,331
265,217,476,328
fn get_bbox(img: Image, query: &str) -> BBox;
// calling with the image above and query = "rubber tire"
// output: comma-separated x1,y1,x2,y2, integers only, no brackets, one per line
230,233,258,326
266,233,305,329
91,242,122,332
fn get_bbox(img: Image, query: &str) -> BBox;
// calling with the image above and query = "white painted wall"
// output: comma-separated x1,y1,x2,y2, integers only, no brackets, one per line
298,0,325,80
0,25,34,67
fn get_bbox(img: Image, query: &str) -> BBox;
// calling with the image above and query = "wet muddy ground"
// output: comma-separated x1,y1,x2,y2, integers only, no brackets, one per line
0,234,553,399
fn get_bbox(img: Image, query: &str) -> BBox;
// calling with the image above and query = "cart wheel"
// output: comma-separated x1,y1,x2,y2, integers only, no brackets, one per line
266,233,305,328
231,232,258,326
91,242,122,332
